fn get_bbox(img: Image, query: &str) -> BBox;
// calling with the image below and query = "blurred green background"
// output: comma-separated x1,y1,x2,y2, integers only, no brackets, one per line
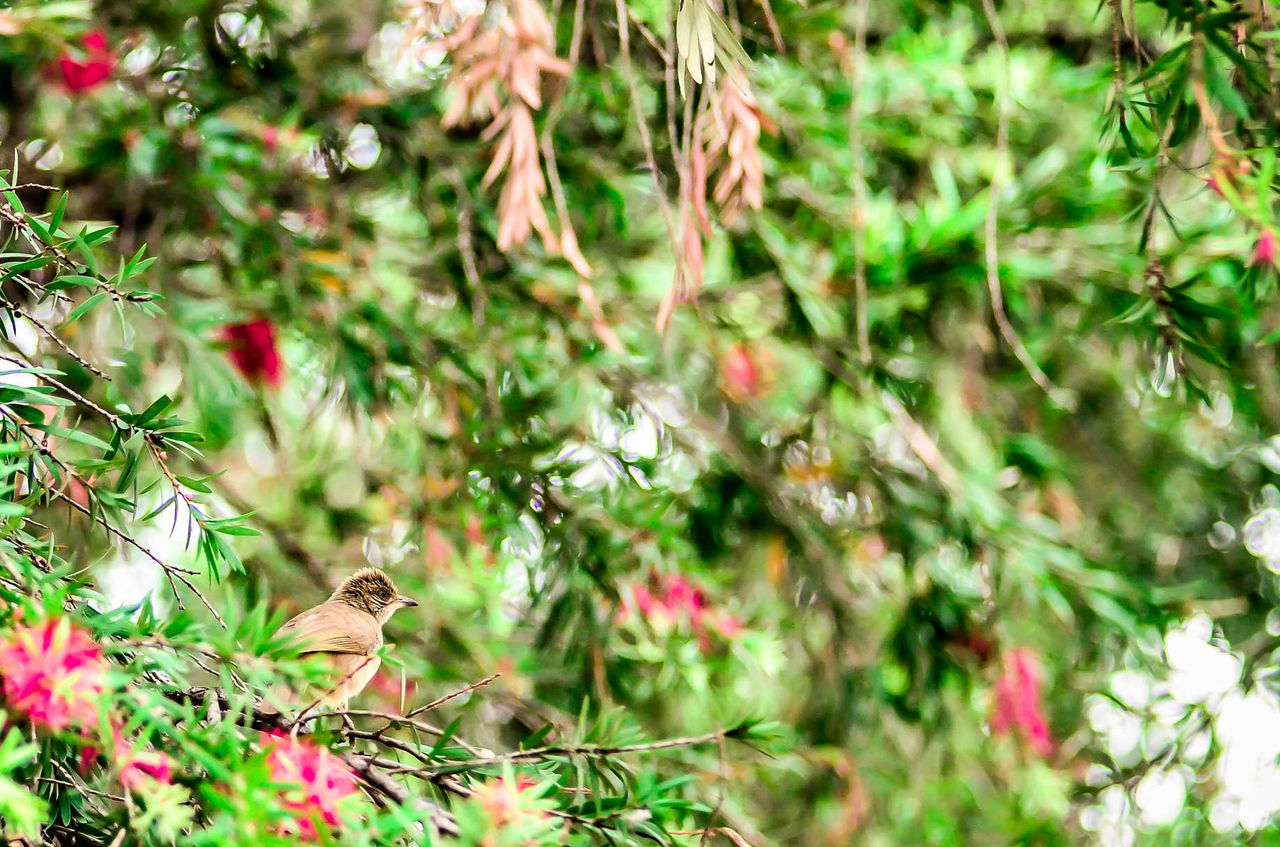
6,0,1280,843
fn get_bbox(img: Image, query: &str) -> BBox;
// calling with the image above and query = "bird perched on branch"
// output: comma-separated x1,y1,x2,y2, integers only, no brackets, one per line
261,567,418,720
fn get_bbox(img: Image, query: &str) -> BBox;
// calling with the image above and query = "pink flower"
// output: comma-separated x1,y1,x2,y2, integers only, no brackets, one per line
990,648,1053,757
721,344,773,403
1204,175,1224,197
705,611,744,640
260,731,360,840
629,584,667,624
473,775,545,827
221,319,283,388
53,31,114,94
111,726,174,790
259,125,299,153
1254,229,1278,267
0,618,107,731
618,572,743,646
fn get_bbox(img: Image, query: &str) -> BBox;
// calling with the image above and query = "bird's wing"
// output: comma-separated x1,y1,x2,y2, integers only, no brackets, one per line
275,603,382,655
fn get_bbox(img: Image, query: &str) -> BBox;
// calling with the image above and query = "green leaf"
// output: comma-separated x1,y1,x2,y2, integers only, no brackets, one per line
64,291,107,324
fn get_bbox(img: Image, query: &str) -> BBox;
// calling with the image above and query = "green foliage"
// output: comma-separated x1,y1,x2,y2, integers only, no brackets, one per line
3,0,1280,844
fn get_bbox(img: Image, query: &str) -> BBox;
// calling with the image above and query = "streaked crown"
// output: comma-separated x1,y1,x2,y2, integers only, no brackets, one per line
331,567,399,615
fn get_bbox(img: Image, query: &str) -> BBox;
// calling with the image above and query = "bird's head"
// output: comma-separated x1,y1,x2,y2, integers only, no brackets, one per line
331,567,419,623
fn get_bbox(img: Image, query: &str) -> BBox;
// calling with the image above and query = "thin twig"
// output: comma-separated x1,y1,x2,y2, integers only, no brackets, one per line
0,296,109,380
614,0,680,258
340,751,461,837
625,4,671,63
404,672,502,719
880,392,964,496
289,654,378,729
0,202,150,304
754,0,783,52
0,354,116,423
849,0,871,366
1189,36,1232,157
978,0,1073,410
444,728,734,766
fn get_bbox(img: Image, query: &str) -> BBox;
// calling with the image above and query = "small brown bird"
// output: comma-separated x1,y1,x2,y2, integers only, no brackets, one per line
260,567,418,719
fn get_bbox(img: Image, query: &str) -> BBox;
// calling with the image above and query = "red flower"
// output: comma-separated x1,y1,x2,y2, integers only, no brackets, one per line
53,31,114,94
1254,229,1278,267
990,648,1053,757
221,319,283,388
259,125,299,153
260,731,360,840
0,618,107,731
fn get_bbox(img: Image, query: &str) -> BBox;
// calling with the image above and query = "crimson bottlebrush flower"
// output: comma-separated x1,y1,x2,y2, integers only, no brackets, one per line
0,618,107,731
1254,229,1278,267
260,731,361,840
221,319,283,388
990,648,1053,757
52,31,114,95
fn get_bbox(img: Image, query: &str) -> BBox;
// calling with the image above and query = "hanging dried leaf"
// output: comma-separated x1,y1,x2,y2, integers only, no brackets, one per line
675,0,753,99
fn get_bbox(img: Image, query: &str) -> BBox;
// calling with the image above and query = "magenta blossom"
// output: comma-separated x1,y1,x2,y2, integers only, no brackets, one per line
260,731,361,840
0,618,107,732
1254,229,1278,267
990,648,1053,757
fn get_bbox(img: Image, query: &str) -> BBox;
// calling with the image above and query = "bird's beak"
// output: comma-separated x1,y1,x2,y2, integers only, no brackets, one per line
398,595,419,608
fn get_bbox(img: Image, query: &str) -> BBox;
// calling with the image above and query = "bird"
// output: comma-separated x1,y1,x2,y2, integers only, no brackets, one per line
260,567,418,720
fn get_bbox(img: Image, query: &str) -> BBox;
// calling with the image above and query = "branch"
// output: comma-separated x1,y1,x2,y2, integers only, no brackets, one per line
404,671,502,719
439,728,739,767
339,752,460,837
158,684,734,842
977,0,1074,410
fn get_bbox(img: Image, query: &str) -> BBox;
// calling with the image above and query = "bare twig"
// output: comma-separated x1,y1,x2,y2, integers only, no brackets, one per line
625,4,671,63
849,0,871,366
1189,36,1232,157
754,0,783,52
340,751,461,837
404,672,502,719
978,0,1073,410
444,728,736,766
614,0,680,262
0,296,109,380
